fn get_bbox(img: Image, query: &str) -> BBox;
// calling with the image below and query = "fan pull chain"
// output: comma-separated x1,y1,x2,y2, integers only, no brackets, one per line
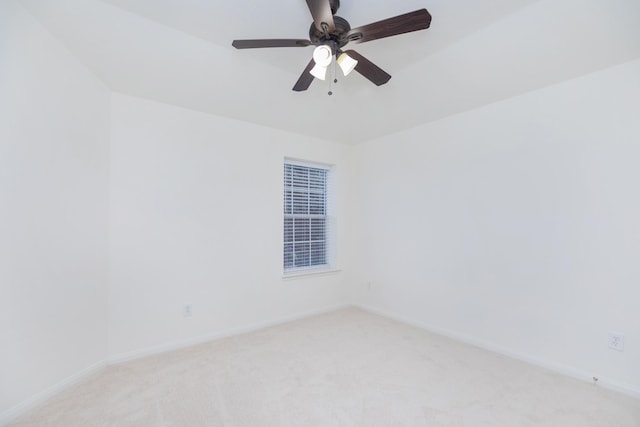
328,58,338,96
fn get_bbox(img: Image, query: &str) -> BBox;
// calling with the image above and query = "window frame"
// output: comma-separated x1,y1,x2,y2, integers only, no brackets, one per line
283,159,336,277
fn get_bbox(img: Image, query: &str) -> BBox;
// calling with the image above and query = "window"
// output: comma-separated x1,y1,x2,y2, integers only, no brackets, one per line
283,161,333,272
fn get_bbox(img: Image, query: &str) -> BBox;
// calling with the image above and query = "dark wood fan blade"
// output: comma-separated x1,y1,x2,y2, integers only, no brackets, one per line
292,59,316,92
232,39,312,49
306,0,335,32
343,50,391,86
346,9,431,44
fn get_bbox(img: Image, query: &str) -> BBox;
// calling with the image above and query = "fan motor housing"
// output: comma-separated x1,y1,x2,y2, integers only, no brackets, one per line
309,15,351,48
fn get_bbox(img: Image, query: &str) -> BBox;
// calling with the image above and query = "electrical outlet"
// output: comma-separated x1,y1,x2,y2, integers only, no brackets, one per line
183,303,193,318
608,332,624,352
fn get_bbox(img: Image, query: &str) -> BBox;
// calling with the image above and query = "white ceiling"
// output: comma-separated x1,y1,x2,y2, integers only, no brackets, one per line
19,0,640,144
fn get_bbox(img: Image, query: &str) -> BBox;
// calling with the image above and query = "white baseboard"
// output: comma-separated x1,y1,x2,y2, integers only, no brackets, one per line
9,302,632,427
2,304,350,426
108,303,351,364
355,303,640,400
0,360,107,427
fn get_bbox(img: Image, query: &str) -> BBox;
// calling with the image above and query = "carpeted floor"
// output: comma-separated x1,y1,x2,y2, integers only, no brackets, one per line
7,308,640,426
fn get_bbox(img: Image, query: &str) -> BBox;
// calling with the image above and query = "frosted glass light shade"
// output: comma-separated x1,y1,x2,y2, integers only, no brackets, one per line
337,52,358,76
310,64,328,80
310,45,333,80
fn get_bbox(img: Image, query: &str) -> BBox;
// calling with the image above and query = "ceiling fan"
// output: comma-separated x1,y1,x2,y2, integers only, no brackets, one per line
232,0,432,91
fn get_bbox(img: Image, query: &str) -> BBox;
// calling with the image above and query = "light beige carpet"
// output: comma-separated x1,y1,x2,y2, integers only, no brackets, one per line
8,308,640,426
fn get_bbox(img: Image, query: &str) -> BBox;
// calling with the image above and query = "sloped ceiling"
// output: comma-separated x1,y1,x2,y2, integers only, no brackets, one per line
18,0,640,144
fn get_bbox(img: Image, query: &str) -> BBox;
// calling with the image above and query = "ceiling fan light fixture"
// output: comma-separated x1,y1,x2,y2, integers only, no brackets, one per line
337,52,358,76
232,4,433,92
310,45,333,80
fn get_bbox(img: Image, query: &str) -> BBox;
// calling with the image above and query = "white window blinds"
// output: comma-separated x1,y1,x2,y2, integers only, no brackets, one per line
283,162,330,271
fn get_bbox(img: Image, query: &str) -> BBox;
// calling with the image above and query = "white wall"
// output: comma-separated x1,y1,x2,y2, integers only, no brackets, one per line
0,0,110,420
107,94,354,360
354,59,640,395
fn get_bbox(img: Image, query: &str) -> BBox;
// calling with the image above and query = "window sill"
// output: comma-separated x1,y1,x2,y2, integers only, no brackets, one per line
282,267,341,280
